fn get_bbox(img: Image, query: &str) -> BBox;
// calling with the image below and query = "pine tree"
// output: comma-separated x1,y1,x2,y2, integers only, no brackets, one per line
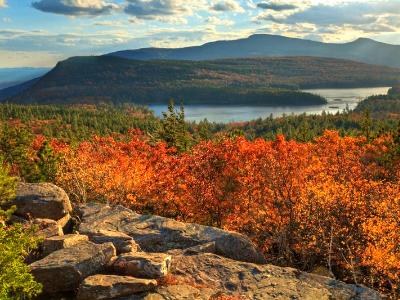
159,100,192,152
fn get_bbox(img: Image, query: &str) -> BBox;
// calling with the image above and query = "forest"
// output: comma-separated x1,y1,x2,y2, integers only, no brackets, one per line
5,55,400,105
0,88,399,298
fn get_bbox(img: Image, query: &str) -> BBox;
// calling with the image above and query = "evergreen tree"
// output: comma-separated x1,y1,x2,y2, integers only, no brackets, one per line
159,100,192,152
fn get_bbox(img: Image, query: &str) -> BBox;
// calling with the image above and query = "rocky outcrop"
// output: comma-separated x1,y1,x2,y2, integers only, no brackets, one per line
78,203,266,264
13,182,72,220
11,184,382,299
113,253,172,279
77,275,157,300
30,241,116,294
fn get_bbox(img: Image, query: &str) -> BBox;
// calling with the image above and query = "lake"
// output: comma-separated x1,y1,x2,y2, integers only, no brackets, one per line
149,87,391,123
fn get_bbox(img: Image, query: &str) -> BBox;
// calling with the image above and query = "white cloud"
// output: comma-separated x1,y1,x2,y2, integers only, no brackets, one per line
206,16,235,26
32,0,119,16
211,0,245,13
0,0,6,8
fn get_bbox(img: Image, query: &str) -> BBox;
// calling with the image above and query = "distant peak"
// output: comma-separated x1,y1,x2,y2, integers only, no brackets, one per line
352,37,376,44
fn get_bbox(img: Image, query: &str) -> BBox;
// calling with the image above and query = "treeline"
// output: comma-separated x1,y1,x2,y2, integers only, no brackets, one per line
0,103,159,142
0,102,399,144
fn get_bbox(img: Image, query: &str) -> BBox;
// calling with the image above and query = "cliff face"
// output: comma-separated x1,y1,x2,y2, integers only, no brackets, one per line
12,183,382,299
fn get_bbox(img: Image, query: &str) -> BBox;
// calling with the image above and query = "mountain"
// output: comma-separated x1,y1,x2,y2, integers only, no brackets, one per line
2,55,400,106
107,34,400,68
0,67,50,89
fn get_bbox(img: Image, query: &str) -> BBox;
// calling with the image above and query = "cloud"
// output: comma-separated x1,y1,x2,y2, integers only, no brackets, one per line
253,1,400,42
206,16,235,26
124,0,208,23
0,0,6,8
211,0,245,13
0,28,133,52
257,2,297,11
32,0,119,16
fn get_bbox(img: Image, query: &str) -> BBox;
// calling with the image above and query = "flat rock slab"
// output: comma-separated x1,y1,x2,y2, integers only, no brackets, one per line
77,274,157,300
30,241,116,294
162,253,383,300
13,182,72,220
90,229,140,254
113,252,172,279
42,234,89,256
79,203,266,264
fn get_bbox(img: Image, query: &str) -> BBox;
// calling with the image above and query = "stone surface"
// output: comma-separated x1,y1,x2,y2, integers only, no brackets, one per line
145,285,213,300
89,229,140,254
79,204,266,264
113,252,172,279
13,182,72,220
77,275,157,300
42,234,89,256
57,213,72,231
33,218,64,238
183,241,216,255
151,253,382,300
30,241,116,294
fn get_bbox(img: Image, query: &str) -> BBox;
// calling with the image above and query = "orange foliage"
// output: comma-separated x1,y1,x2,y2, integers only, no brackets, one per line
55,130,400,297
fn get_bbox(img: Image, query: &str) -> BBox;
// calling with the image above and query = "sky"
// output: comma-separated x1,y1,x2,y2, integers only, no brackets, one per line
1,0,400,68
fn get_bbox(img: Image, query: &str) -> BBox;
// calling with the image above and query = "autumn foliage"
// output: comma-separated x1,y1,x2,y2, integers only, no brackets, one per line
54,130,400,297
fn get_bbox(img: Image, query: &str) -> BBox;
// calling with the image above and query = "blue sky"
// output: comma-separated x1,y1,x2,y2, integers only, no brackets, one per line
1,0,400,67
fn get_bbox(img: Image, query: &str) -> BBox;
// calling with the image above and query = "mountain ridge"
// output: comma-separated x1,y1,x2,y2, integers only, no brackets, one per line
2,55,400,105
106,34,400,67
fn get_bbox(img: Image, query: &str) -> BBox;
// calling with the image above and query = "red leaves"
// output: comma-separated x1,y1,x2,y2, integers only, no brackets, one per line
55,130,400,297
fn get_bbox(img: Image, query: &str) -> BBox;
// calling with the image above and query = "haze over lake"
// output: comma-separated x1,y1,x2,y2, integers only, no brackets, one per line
150,87,391,123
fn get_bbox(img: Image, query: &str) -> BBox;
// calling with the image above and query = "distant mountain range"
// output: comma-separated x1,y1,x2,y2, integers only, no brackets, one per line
0,67,50,89
2,56,399,106
107,34,400,68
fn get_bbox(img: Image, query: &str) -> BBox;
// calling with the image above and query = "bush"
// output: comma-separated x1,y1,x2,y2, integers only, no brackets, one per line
0,160,42,299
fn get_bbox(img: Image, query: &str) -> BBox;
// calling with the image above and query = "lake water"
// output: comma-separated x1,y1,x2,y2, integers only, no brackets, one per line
149,87,391,123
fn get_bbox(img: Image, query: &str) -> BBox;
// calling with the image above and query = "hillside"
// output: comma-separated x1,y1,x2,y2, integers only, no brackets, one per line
107,34,400,68
355,85,400,118
3,55,400,106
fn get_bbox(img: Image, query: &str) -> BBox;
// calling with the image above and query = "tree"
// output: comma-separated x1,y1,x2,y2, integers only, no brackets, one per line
158,100,192,152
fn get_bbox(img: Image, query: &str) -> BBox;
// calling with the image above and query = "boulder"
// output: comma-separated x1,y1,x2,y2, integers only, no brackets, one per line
113,252,172,279
33,218,64,239
77,275,157,300
30,241,116,294
13,183,72,220
42,234,89,256
89,230,140,254
79,204,266,264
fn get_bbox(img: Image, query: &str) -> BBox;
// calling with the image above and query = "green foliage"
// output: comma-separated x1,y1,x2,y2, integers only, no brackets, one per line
0,223,42,300
159,100,192,152
0,157,17,222
0,103,159,142
0,162,42,299
0,124,54,182
35,141,61,183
